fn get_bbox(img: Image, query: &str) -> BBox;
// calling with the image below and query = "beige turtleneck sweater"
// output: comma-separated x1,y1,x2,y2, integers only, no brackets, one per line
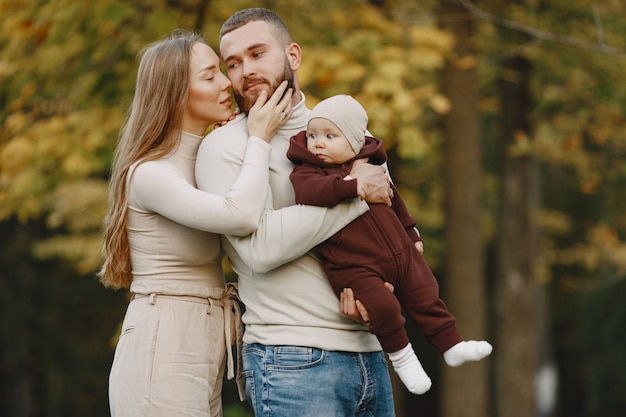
127,131,271,298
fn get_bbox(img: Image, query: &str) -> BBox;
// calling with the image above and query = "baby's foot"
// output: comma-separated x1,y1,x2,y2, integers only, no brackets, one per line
389,344,432,395
443,340,493,367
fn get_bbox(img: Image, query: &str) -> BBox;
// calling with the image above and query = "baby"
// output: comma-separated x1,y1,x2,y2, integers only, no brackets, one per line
287,95,492,394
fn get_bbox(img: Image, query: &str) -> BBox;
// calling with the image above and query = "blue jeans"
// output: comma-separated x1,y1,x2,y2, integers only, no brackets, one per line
242,344,395,417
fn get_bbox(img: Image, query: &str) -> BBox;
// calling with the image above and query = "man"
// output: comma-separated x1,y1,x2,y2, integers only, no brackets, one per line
196,8,396,417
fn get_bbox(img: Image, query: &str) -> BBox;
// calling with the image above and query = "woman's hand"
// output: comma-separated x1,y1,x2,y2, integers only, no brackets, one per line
340,283,395,324
247,81,293,142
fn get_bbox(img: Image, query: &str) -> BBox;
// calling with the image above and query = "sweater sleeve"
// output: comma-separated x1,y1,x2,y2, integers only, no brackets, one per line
226,198,368,273
196,121,369,274
290,164,358,207
129,136,271,236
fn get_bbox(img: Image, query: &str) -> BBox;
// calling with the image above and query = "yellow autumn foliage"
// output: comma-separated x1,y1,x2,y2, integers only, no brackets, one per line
0,0,625,283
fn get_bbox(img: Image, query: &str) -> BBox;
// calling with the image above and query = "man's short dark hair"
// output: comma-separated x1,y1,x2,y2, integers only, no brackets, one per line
219,8,293,46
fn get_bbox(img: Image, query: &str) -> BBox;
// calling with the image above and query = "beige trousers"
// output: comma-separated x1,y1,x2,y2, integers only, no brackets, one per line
109,285,243,417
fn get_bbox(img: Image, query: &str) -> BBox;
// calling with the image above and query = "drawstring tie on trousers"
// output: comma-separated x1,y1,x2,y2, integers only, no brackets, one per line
132,282,245,400
220,283,245,400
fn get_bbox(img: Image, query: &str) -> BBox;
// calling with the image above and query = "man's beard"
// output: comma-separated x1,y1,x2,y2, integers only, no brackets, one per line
235,58,295,114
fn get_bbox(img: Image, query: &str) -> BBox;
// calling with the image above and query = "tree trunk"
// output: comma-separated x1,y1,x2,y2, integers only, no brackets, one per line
439,1,490,416
494,54,541,417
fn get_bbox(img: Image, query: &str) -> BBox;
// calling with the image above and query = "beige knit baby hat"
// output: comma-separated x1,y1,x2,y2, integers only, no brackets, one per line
308,95,368,154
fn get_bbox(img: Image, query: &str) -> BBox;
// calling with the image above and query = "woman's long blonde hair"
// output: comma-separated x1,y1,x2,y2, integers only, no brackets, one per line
99,30,204,289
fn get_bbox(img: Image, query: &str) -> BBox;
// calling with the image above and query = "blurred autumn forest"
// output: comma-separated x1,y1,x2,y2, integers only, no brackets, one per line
1,0,626,416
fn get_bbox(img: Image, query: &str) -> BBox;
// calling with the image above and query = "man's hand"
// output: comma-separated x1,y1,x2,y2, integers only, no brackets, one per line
340,283,395,324
350,159,392,207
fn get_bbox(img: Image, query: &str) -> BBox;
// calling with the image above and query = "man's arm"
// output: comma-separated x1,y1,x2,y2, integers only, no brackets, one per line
225,196,368,273
237,159,396,272
234,159,395,272
196,122,369,273
231,157,403,271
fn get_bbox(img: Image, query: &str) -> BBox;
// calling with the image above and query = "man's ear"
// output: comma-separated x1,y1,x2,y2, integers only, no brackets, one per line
286,43,302,70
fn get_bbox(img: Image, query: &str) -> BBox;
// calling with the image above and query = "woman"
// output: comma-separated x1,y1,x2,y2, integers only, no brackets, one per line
99,30,292,417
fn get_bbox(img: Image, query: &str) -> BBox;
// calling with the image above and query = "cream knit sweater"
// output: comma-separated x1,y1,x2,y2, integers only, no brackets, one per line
196,95,381,352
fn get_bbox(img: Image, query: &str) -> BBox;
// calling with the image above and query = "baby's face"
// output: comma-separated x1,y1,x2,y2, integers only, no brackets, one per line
306,118,357,164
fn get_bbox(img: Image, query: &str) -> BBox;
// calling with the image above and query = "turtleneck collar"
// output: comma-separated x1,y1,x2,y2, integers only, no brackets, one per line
177,131,204,160
278,91,310,135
